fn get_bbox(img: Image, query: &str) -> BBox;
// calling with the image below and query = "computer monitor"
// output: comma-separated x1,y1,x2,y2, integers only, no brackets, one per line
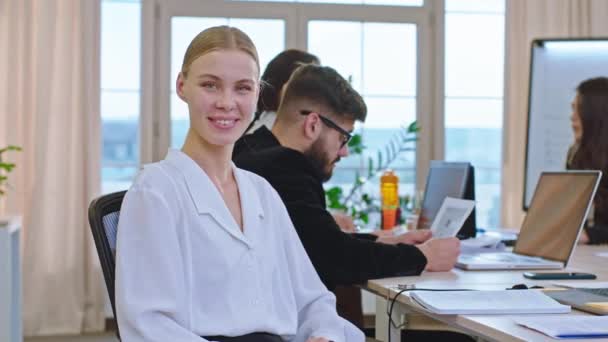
417,161,476,239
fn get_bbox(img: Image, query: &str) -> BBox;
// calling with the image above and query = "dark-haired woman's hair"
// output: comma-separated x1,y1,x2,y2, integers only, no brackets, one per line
257,49,320,114
570,77,608,223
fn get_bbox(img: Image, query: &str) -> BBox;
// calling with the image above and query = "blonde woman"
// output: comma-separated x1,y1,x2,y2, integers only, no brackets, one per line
115,26,362,342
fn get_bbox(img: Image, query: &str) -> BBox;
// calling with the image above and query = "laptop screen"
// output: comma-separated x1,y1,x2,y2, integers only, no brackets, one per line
418,161,469,230
514,171,601,263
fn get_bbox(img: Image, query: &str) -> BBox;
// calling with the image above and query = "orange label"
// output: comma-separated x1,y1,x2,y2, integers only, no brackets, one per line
382,209,397,230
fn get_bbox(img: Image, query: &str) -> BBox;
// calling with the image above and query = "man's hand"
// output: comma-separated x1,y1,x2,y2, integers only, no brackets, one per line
376,229,432,245
306,338,330,342
416,237,460,272
332,212,356,233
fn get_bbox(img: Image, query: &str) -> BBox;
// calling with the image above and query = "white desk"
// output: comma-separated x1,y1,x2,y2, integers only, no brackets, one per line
1,217,22,342
366,245,608,342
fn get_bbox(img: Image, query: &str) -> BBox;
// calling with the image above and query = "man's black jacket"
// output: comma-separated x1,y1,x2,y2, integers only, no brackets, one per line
233,127,427,290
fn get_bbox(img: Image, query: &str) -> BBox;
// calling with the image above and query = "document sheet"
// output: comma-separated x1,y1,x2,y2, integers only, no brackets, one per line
515,316,608,339
430,197,475,238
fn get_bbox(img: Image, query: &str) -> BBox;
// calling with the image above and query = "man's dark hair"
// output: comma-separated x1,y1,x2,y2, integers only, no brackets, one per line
280,64,367,122
257,49,320,113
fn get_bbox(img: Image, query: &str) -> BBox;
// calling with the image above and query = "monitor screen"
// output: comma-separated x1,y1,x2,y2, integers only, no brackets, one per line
418,161,476,238
515,171,601,263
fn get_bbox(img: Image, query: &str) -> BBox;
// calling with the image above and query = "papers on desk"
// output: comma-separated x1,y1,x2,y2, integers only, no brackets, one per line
595,252,608,258
410,290,570,315
515,316,608,339
430,197,476,238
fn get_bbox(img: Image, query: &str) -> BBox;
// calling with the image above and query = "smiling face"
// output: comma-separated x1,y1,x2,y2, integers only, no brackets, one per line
177,49,259,147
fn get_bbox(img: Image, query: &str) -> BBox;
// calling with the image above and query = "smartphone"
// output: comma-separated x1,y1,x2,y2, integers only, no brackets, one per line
523,272,597,280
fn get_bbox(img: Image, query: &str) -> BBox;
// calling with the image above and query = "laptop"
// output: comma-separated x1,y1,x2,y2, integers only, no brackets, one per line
417,161,476,239
457,171,601,270
546,287,608,315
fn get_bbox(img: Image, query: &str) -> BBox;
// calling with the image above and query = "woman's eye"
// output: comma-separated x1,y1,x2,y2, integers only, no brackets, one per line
236,85,253,93
201,82,217,90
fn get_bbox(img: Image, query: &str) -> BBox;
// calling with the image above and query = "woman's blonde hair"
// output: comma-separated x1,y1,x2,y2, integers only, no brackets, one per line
181,25,260,78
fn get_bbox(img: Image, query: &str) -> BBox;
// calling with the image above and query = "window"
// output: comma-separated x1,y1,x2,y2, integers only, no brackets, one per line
444,0,505,227
101,1,506,228
100,0,142,194
308,21,417,197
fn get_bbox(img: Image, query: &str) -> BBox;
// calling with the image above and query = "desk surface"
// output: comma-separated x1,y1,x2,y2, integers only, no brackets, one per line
366,245,608,342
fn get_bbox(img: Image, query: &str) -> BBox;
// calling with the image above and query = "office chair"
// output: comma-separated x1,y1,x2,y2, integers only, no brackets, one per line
88,190,126,340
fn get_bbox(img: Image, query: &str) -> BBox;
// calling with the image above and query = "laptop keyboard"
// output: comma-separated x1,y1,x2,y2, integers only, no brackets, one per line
480,253,543,263
578,288,608,297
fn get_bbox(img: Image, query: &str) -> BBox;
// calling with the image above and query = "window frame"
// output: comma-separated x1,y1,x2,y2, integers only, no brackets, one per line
140,0,446,191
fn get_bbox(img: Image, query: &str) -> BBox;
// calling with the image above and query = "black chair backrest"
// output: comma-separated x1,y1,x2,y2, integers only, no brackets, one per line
88,190,126,338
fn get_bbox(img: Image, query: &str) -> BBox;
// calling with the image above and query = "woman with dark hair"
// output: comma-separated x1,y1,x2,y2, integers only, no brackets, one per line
567,76,608,245
246,49,320,134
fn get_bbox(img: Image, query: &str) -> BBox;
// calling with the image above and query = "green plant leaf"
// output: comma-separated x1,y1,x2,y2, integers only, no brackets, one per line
407,120,419,133
348,133,365,155
0,163,16,172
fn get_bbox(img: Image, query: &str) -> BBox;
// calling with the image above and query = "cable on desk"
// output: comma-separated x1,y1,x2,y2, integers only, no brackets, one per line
386,285,475,342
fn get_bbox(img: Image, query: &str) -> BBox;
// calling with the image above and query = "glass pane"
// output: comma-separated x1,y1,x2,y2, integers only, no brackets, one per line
171,92,189,149
444,100,503,228
310,20,418,205
101,90,140,120
446,0,505,13
444,2,505,228
308,21,362,90
170,17,285,148
100,0,141,193
101,1,141,90
445,13,505,97
364,97,416,129
444,98,502,130
363,23,416,96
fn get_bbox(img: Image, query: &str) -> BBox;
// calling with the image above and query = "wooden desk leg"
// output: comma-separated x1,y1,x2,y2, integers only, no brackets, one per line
375,296,407,342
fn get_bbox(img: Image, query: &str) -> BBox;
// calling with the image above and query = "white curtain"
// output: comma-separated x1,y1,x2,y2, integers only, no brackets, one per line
0,0,105,336
502,0,608,228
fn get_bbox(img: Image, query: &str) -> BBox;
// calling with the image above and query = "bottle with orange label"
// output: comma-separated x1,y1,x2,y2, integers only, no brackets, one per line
380,169,399,230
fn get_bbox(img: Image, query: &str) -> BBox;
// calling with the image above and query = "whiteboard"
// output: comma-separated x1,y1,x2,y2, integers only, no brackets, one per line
524,39,608,209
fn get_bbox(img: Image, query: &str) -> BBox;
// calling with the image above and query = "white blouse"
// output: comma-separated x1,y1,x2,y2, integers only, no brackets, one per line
115,150,361,342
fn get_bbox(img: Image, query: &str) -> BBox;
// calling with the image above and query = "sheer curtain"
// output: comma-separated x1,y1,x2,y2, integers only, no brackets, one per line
0,0,104,335
502,0,608,228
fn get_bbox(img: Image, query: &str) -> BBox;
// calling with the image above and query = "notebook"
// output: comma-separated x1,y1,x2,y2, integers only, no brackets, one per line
457,171,602,270
515,316,608,339
410,290,570,315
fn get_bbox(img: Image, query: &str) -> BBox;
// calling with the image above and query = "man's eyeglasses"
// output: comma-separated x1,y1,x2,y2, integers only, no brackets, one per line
300,110,352,148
